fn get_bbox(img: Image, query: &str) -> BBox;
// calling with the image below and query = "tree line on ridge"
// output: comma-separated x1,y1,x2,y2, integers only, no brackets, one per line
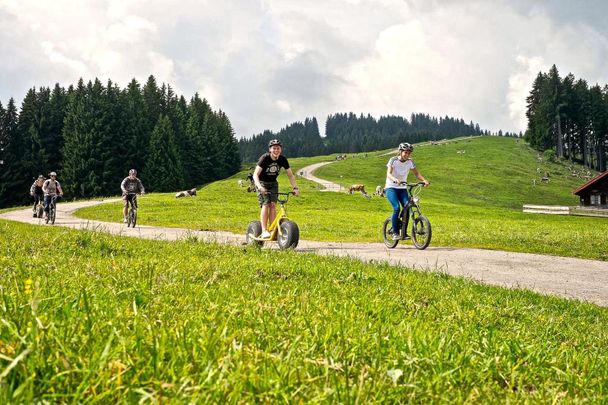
237,112,513,162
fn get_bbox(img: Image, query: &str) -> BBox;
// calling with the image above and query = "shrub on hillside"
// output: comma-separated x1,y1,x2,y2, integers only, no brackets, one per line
543,149,556,163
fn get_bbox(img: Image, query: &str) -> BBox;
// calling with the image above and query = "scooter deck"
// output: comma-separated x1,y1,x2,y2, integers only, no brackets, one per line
248,233,274,241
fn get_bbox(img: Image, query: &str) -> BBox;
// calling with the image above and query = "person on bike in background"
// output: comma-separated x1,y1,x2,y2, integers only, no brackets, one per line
30,175,45,217
253,139,300,239
42,172,63,218
120,169,145,223
385,142,429,240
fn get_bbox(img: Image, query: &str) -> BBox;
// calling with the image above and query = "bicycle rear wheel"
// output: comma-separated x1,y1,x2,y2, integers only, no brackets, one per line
382,217,399,248
411,215,432,250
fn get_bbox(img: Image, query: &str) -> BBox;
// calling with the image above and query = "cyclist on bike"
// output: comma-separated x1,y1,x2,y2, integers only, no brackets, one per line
120,169,145,223
42,172,63,218
385,142,429,240
30,175,45,217
253,139,300,239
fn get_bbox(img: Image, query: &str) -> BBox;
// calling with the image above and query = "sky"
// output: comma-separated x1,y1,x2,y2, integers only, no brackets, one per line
1,0,608,138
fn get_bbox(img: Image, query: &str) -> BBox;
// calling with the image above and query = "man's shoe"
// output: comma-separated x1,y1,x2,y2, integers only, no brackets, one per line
33,212,37,218
391,233,400,241
260,230,271,239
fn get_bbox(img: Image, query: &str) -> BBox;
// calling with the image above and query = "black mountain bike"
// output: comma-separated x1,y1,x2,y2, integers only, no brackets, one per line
382,182,432,250
45,195,60,225
126,193,138,227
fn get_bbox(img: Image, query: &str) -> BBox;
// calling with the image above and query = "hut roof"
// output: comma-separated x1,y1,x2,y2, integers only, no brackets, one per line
573,171,608,195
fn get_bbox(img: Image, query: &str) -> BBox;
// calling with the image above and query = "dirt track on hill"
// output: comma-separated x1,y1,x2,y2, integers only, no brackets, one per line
2,174,608,307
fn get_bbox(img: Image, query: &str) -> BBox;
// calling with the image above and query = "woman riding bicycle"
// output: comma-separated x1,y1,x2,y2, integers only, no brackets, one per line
385,143,429,240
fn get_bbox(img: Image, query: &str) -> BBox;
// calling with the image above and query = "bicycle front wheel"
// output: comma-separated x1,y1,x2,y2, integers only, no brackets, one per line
128,208,137,227
411,215,432,250
50,206,56,225
382,218,398,248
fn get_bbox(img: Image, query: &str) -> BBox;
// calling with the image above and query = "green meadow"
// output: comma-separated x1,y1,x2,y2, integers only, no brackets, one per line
1,221,608,403
77,136,608,260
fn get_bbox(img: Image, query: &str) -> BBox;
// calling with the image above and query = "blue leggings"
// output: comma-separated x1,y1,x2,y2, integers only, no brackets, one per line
386,188,409,234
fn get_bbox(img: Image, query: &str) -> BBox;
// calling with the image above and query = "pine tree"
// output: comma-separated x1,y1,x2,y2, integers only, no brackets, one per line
0,98,28,206
121,79,147,175
144,114,185,191
46,84,68,173
61,79,101,197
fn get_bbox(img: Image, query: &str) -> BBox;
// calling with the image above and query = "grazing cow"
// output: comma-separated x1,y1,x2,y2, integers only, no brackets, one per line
348,184,366,194
175,188,197,198
238,179,243,187
374,185,385,197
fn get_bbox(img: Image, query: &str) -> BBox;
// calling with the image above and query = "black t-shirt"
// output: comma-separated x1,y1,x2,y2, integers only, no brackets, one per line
256,153,290,182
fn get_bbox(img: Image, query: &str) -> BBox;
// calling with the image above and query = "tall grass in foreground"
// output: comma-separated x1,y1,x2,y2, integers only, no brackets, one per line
1,221,607,403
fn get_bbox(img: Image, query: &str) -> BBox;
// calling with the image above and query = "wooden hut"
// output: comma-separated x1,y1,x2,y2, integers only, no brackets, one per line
573,171,608,207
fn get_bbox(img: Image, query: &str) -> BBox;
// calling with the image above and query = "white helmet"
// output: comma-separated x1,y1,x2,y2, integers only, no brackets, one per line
398,142,413,152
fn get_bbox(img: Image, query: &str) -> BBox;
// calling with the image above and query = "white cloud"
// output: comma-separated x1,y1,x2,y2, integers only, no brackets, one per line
1,0,608,137
507,55,545,131
41,41,88,76
275,99,292,112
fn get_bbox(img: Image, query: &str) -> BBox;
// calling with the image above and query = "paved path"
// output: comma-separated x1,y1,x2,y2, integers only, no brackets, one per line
296,161,608,307
2,191,608,307
299,162,345,192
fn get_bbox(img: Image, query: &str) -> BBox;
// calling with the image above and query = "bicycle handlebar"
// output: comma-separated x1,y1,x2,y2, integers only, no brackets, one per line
396,182,427,187
277,191,296,203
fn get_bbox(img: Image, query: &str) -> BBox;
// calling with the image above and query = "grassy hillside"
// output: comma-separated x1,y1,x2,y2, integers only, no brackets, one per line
77,137,608,260
2,221,608,403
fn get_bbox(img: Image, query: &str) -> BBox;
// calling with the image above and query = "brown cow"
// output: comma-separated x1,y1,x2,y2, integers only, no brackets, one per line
175,188,197,198
348,184,370,196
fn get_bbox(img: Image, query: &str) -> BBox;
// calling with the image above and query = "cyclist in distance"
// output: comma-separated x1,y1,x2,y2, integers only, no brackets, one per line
42,172,63,218
30,174,45,217
252,139,300,239
385,143,429,240
120,169,145,223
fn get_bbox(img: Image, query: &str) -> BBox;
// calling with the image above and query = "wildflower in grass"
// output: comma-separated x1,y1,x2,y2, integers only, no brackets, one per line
0,342,16,356
387,368,403,384
24,278,33,295
109,360,127,387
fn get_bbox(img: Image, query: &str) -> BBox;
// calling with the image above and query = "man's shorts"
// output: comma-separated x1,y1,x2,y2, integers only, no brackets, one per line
122,194,138,208
257,181,278,206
